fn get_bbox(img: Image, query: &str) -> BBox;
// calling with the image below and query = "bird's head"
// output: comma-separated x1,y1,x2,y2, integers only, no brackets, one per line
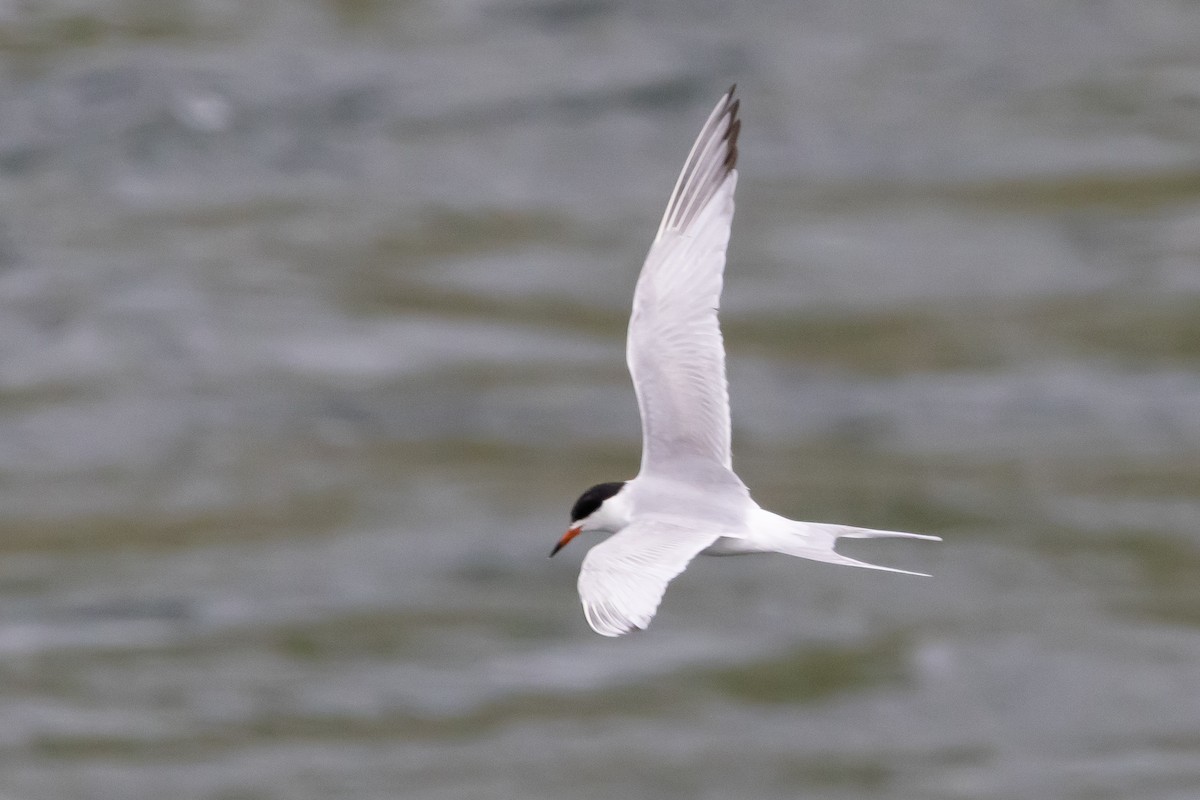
550,481,629,556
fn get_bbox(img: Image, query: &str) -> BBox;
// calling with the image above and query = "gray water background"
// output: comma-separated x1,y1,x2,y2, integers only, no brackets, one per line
2,1,1200,798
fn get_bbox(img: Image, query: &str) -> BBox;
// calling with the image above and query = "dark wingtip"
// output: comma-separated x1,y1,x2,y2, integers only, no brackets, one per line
724,107,741,173
655,83,743,236
727,99,741,128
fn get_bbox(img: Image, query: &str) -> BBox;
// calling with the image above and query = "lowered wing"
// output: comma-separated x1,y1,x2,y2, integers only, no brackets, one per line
577,519,721,636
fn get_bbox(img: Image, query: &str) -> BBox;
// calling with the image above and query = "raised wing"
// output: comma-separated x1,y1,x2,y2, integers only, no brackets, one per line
628,86,741,479
578,519,721,636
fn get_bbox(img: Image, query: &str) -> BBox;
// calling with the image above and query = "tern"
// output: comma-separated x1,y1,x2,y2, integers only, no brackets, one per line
551,86,940,637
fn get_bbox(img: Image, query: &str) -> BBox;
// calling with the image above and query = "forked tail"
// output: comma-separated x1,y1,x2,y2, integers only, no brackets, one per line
751,509,941,576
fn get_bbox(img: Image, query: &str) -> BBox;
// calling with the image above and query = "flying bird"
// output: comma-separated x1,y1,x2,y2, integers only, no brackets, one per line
551,86,940,637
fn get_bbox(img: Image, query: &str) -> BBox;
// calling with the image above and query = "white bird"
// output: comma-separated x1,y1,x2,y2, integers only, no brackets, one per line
550,86,940,637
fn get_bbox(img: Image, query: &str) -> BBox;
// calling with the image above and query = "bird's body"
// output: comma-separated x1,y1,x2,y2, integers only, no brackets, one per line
552,86,940,637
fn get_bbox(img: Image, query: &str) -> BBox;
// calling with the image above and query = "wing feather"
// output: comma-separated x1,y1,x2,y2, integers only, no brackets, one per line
629,87,742,479
578,520,720,636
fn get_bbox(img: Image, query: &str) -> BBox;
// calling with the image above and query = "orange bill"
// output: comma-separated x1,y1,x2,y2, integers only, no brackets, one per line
550,525,582,557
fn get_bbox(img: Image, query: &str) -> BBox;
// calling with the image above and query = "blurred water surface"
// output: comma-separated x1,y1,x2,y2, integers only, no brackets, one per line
1,1,1200,799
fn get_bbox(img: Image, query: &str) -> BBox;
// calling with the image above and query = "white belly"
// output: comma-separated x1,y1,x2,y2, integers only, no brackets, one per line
701,535,761,556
